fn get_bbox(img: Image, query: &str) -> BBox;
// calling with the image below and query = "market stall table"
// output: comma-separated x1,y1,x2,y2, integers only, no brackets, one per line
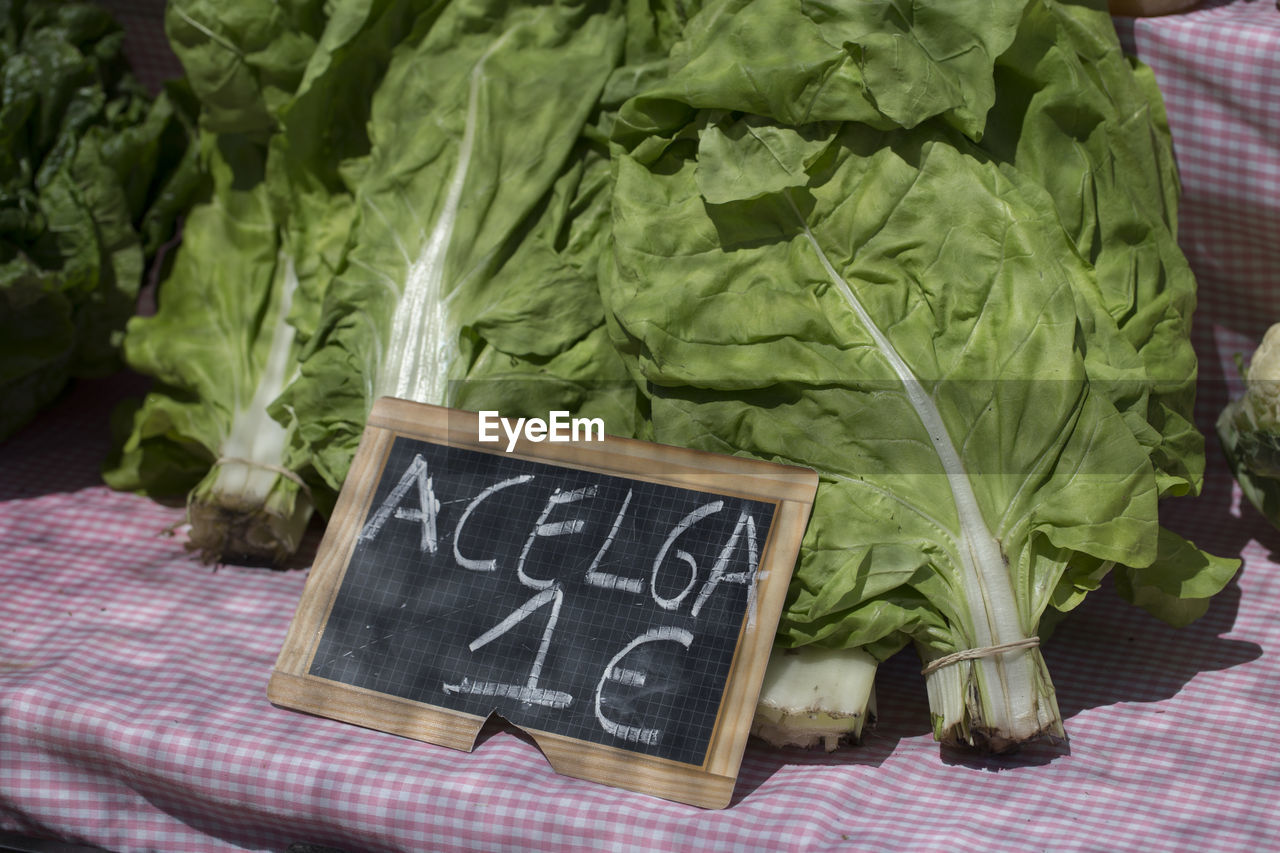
3,2,1280,851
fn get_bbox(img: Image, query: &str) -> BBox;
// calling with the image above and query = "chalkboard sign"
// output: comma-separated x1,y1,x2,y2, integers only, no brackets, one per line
269,398,817,808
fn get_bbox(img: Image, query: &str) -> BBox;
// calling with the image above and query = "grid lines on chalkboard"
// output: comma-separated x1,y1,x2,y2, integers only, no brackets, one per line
308,435,778,767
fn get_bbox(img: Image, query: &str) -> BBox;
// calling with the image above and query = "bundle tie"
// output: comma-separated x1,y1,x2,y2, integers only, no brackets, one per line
920,637,1041,676
215,456,313,501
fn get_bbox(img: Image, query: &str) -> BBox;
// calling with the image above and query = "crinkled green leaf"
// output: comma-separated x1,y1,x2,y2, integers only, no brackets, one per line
465,146,614,358
278,0,628,490
1,0,198,440
1113,527,1239,628
117,135,279,410
165,0,324,138
455,325,639,440
456,143,635,432
614,0,1030,148
983,0,1202,499
695,115,835,204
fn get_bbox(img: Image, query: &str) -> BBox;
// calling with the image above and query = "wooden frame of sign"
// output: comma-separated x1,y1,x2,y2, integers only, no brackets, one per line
268,397,817,809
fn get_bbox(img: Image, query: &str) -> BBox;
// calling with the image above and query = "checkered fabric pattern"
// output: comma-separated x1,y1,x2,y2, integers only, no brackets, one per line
2,2,1279,851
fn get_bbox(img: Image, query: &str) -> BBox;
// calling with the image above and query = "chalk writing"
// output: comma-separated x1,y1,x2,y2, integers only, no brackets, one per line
453,474,534,571
309,435,778,766
443,586,572,709
595,627,695,746
359,452,440,553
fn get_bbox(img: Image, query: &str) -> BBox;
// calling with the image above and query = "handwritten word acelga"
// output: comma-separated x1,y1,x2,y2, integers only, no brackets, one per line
271,398,817,807
357,452,763,745
477,410,605,452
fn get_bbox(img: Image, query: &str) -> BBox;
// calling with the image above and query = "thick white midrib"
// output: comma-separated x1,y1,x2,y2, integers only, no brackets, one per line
793,211,1037,734
216,255,301,501
172,8,242,58
378,30,516,404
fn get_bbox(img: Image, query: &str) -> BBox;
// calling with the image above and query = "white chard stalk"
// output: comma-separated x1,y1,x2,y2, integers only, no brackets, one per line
787,197,1063,750
187,256,313,564
375,30,515,406
752,647,878,750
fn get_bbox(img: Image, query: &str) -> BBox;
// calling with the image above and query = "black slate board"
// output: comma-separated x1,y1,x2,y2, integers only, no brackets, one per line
308,434,776,766
269,398,817,808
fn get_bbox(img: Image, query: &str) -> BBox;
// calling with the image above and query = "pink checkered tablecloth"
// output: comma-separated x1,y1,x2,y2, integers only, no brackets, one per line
2,2,1279,851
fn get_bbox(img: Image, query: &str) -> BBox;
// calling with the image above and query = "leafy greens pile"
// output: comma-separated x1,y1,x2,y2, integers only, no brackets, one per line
105,0,1237,749
106,0,646,562
1,0,197,439
606,0,1239,742
604,0,1236,749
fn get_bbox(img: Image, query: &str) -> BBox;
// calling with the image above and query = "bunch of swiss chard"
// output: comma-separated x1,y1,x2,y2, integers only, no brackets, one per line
105,0,653,562
602,0,1236,750
0,0,198,439
103,0,1238,751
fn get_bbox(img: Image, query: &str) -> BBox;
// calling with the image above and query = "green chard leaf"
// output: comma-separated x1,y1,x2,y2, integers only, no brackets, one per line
104,134,327,563
1,0,199,440
165,0,324,139
1216,327,1280,534
277,0,629,491
603,0,1236,749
